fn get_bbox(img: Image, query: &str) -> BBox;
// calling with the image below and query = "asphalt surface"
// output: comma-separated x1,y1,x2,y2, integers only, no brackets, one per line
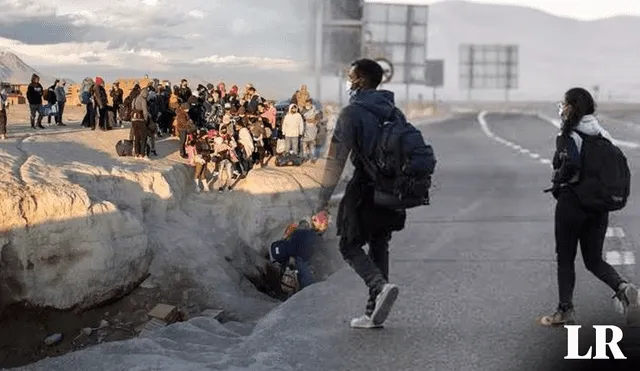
16,112,640,371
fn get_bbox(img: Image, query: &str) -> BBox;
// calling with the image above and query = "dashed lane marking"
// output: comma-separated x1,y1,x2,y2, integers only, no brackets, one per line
606,227,626,238
477,111,553,167
605,251,636,266
604,227,634,267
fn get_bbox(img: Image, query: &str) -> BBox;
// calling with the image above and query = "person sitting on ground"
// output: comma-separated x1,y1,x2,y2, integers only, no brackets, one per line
268,212,329,293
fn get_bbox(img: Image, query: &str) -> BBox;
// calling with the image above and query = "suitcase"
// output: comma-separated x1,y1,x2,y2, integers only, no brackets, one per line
275,153,303,167
115,139,134,156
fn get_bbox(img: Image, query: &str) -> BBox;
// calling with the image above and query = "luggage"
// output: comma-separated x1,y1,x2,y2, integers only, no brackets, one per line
40,103,58,116
275,153,303,167
115,139,134,157
106,107,116,129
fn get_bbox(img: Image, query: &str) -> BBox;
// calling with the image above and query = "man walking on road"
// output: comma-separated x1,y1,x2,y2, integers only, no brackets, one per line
316,58,435,329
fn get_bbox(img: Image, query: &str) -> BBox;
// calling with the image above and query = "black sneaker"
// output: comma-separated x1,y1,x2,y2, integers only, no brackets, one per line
370,283,399,326
614,282,640,326
540,307,575,326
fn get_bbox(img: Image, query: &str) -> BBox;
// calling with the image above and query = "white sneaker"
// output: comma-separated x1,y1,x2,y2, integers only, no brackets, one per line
370,283,399,326
1,134,6,140
350,315,382,329
194,180,201,193
202,182,210,192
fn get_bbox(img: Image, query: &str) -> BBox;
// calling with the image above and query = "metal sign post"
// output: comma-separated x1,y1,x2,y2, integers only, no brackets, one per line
425,59,444,111
362,3,429,112
310,0,363,103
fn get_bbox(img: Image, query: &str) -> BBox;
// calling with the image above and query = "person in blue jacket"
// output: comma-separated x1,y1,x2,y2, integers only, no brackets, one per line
269,212,329,290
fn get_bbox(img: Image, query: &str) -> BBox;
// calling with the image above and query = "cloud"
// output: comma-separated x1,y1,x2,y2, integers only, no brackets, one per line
0,37,169,69
192,55,301,71
0,0,313,80
188,10,206,18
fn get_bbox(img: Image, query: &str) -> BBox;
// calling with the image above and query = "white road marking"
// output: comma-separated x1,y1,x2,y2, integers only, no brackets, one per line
605,251,636,266
478,111,554,168
606,227,626,238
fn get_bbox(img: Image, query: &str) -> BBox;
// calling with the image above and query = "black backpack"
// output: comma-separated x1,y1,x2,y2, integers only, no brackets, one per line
353,103,437,210
572,131,630,212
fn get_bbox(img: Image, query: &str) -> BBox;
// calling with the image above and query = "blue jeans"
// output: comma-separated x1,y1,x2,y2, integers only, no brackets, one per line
295,256,313,289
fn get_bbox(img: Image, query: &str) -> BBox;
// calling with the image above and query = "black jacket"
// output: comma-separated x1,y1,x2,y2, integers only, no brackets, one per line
27,83,44,105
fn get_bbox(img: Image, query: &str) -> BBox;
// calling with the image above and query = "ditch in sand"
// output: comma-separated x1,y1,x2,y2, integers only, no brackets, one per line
0,124,344,368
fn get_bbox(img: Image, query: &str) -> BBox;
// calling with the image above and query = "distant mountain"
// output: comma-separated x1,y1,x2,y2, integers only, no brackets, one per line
0,49,73,85
424,0,640,101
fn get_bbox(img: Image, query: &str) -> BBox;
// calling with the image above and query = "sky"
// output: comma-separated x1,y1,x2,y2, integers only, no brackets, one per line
370,0,640,20
0,0,638,84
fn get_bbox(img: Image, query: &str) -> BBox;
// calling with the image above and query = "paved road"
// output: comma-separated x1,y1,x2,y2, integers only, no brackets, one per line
17,113,640,371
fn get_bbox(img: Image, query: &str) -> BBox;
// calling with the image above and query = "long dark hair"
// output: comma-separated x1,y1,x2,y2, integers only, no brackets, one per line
562,87,595,134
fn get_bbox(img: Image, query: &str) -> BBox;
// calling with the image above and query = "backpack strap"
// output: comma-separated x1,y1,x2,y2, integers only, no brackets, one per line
348,102,397,181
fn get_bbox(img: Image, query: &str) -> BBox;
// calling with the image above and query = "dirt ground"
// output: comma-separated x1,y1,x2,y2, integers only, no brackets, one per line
4,103,86,124
0,273,229,369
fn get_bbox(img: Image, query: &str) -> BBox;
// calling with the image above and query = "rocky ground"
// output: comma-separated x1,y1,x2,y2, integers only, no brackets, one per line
0,112,349,368
0,102,445,368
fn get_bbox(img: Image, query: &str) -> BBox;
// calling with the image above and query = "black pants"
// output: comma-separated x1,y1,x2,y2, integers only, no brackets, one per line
555,189,624,310
178,130,188,157
56,102,65,124
339,231,392,316
337,172,406,316
97,107,108,129
132,120,148,156
82,102,94,128
0,109,6,135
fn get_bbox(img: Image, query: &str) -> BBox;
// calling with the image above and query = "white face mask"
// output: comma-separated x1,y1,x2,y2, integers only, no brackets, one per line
556,102,565,117
345,80,357,97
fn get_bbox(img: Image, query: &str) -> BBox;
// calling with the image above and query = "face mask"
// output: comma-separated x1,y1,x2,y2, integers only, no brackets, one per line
345,80,353,95
346,80,359,98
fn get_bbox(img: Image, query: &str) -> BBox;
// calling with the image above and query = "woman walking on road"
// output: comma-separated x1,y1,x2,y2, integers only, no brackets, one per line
541,87,640,326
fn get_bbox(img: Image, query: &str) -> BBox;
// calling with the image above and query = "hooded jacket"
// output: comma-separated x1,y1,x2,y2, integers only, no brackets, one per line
316,89,397,209
132,88,150,121
26,74,43,105
269,227,318,264
552,114,614,186
93,81,108,109
55,84,66,103
237,125,255,158
282,104,304,137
